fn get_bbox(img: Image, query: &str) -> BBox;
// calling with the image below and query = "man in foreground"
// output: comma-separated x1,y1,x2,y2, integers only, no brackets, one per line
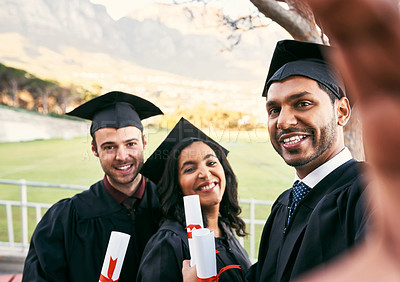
183,39,369,282
22,91,163,281
245,39,369,282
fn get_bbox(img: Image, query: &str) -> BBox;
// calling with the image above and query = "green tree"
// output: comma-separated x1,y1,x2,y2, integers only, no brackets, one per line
0,63,32,107
26,78,59,114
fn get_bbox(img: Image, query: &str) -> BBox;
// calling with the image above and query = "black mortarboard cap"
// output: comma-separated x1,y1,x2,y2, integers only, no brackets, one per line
262,40,345,99
141,117,229,185
66,91,163,136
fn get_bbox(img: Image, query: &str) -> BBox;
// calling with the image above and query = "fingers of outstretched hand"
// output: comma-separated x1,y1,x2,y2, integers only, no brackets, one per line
182,260,198,282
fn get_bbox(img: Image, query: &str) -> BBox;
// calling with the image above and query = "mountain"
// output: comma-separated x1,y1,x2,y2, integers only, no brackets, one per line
0,0,288,81
0,0,290,121
0,0,128,57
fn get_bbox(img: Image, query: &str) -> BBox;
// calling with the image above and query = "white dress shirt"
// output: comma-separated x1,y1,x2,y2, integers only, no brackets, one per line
294,147,353,189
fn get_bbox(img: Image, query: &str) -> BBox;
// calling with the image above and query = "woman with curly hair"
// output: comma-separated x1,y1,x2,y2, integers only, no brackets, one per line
137,118,250,282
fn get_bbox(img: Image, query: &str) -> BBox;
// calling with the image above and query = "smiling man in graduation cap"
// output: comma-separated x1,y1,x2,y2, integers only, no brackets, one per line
244,40,370,282
22,91,163,282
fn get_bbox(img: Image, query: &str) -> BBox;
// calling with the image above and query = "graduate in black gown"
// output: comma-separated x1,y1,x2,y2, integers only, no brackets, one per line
244,40,370,282
137,118,251,282
22,91,163,281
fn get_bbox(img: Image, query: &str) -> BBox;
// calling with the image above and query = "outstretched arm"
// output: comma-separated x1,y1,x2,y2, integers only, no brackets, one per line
297,1,400,280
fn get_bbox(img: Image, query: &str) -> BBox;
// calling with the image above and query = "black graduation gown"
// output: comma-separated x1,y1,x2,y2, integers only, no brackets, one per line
136,219,251,282
22,178,161,282
246,160,368,282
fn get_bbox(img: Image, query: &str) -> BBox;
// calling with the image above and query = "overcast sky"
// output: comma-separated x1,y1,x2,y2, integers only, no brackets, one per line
90,0,256,20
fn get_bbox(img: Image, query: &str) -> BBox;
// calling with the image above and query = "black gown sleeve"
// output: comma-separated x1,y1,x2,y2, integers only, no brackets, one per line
23,179,161,282
136,228,190,282
22,199,73,282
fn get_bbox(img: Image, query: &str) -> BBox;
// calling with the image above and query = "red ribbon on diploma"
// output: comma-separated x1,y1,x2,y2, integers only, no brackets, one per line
99,256,119,282
185,224,202,239
197,265,241,282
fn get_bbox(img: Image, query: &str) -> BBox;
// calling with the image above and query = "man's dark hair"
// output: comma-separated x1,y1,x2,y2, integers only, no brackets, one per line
92,137,98,154
157,138,247,237
317,81,339,104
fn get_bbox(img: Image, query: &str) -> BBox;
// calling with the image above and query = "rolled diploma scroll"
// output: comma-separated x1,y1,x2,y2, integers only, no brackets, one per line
99,231,131,282
192,228,217,280
183,195,204,267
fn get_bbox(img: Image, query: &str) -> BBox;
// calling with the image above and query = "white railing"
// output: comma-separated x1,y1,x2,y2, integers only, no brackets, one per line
238,198,273,262
0,179,272,263
0,179,86,252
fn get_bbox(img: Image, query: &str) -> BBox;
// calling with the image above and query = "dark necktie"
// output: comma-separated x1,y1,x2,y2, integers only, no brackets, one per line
287,181,311,225
122,197,137,221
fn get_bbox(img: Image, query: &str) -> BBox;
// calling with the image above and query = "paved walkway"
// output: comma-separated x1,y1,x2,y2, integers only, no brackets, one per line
0,247,25,280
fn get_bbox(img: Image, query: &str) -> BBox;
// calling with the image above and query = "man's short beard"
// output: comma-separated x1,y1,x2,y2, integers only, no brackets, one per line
281,117,337,168
132,158,144,180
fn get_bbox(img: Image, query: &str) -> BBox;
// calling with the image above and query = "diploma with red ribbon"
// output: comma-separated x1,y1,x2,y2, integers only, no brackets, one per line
99,231,131,282
192,228,242,282
192,228,217,280
184,195,204,267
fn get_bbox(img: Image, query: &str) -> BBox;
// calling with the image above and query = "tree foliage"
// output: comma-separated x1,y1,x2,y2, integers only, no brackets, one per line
172,0,326,48
0,62,91,115
249,0,323,43
0,63,32,107
160,102,258,131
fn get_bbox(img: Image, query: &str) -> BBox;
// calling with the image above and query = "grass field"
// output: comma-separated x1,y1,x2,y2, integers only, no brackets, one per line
0,127,294,258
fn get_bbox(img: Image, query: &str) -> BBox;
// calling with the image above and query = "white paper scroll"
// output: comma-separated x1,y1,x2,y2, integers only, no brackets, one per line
192,228,217,280
99,231,131,282
183,195,204,266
